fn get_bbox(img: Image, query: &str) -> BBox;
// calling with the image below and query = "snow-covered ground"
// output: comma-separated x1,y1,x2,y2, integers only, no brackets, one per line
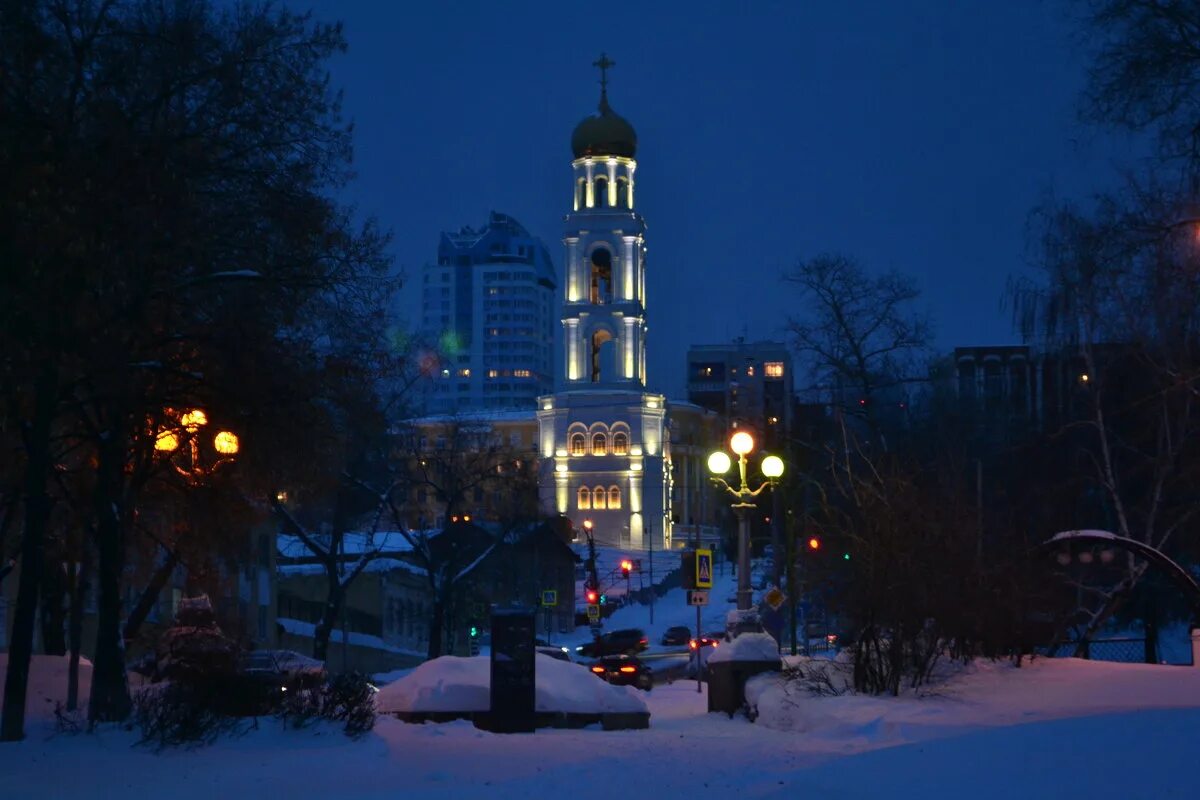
4,652,1200,799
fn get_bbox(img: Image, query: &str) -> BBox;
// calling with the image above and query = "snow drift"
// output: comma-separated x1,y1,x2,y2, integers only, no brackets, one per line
376,653,648,715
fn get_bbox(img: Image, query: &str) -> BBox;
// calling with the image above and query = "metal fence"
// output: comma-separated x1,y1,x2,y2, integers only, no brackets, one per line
1039,637,1193,666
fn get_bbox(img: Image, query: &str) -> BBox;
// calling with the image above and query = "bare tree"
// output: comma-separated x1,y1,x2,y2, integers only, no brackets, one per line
1081,0,1200,177
784,253,931,447
1012,188,1200,645
385,419,540,659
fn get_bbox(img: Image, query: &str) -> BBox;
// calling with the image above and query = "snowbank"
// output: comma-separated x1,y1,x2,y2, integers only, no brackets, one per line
376,653,648,715
0,653,92,724
708,632,780,664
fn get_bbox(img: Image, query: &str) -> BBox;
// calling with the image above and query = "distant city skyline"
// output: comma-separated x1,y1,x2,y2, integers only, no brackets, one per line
298,0,1143,399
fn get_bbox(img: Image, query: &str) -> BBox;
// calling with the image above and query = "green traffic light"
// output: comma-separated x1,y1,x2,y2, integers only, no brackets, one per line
600,594,607,605
469,626,478,637
842,553,850,561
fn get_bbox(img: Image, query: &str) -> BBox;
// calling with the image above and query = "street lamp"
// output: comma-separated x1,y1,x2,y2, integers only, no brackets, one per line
153,408,241,482
708,431,784,613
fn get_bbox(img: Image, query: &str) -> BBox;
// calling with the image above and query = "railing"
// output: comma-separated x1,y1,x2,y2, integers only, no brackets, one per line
1038,637,1192,665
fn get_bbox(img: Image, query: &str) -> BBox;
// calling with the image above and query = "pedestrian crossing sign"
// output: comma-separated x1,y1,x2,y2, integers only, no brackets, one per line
696,549,713,588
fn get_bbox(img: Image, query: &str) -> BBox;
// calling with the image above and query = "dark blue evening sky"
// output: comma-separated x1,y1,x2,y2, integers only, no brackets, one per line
298,0,1138,399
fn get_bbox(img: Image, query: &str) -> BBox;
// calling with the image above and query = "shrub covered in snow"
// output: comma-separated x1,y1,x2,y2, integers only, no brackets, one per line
277,672,377,738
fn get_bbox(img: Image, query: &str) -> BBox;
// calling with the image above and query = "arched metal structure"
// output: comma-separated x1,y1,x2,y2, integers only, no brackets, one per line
1043,529,1200,620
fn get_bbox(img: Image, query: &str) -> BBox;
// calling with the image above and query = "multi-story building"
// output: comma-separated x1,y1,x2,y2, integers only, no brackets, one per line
686,339,794,449
536,61,672,550
420,211,557,413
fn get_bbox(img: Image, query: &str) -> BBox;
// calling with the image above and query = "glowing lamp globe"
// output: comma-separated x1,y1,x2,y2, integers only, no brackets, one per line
730,431,755,456
707,451,732,475
154,430,179,453
180,409,208,431
213,430,240,455
761,455,784,479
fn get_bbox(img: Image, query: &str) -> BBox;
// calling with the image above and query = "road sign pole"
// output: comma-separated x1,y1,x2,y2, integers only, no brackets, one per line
695,604,702,694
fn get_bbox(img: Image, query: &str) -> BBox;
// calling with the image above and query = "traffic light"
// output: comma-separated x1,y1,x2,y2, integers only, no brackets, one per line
586,588,599,604
620,559,632,578
469,625,479,638
600,593,608,605
807,537,821,551
842,552,851,561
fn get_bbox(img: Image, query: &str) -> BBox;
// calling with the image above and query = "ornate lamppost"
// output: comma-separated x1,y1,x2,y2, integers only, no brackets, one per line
153,408,241,481
707,431,784,613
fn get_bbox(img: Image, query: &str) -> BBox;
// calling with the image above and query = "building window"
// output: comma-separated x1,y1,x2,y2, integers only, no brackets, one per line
607,486,622,509
592,487,607,510
764,362,784,378
591,432,607,455
569,432,586,456
577,486,591,510
611,431,629,456
746,365,755,376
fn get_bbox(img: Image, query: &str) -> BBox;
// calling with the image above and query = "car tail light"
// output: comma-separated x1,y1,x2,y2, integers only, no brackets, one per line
591,666,605,674
639,638,648,645
619,666,637,673
689,640,698,650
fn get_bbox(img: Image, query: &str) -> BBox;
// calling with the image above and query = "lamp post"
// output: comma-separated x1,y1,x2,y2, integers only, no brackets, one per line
154,408,241,482
707,431,784,613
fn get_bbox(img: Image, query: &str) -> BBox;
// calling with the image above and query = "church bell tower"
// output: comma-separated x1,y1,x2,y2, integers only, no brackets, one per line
537,55,671,551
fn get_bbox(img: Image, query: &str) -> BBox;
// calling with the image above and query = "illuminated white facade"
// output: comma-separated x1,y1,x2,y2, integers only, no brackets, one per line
537,63,672,550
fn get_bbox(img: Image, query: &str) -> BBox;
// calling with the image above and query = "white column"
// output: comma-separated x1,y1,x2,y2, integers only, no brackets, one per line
566,318,580,381
566,238,580,302
622,236,636,300
585,161,595,208
607,160,618,207
627,162,636,209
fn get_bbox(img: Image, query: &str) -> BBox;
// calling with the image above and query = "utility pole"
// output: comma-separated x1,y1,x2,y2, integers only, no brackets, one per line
648,520,654,625
786,511,798,656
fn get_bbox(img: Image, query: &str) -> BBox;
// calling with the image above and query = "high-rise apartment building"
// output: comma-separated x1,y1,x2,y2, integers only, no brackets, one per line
420,212,556,412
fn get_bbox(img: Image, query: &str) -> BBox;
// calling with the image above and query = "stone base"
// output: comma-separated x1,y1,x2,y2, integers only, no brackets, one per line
391,710,651,731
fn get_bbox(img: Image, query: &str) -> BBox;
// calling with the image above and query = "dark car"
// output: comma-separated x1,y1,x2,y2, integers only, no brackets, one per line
576,628,649,658
661,626,691,646
536,645,573,662
589,655,653,691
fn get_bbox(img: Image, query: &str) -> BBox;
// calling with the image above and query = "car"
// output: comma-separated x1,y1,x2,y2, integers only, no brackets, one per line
685,636,722,678
536,645,573,662
576,628,649,658
589,655,653,691
661,625,692,646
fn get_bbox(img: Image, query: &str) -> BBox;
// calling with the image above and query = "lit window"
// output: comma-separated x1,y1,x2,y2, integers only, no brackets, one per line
458,368,471,378
747,366,755,376
569,433,586,456
592,432,607,455
592,487,607,510
577,486,591,510
612,431,629,456
765,362,784,378
487,369,498,378
607,486,621,509
513,369,531,378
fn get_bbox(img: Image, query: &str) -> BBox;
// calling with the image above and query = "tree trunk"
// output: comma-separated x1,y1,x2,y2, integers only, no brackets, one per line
122,549,180,644
427,596,446,660
67,556,89,712
0,365,56,742
312,581,344,664
88,431,131,724
39,557,67,656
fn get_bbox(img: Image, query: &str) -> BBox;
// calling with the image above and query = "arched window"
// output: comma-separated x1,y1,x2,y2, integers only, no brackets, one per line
577,486,591,510
591,329,613,383
592,486,607,510
612,431,629,455
607,485,622,509
592,432,607,455
594,176,608,208
590,248,612,304
569,432,586,456
616,176,630,208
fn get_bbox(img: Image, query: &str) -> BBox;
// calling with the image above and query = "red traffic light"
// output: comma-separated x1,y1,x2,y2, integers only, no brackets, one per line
620,559,633,576
586,589,599,604
807,537,821,551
